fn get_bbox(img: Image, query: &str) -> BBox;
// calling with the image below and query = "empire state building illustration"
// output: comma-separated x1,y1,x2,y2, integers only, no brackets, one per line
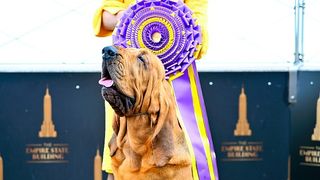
94,149,102,180
38,87,57,138
234,85,252,136
312,93,320,141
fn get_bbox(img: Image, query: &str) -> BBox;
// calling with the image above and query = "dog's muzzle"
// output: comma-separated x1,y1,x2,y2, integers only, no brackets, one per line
99,46,135,116
102,46,118,62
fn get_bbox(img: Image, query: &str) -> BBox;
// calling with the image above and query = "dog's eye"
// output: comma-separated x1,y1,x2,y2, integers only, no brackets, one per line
137,55,145,63
137,55,148,69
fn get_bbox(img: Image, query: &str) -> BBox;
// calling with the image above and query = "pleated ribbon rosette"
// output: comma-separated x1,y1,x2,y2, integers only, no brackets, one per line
111,0,219,179
112,0,200,77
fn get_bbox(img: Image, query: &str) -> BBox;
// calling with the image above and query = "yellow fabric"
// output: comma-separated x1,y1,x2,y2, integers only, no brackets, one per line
93,0,130,37
185,0,208,59
102,102,114,173
188,65,216,180
92,0,208,58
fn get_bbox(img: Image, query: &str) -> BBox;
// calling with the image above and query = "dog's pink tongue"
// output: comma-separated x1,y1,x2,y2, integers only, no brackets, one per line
99,78,114,87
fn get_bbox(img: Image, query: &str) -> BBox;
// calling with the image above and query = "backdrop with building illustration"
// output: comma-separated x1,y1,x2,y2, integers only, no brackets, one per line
0,73,106,180
200,72,290,180
1,71,320,180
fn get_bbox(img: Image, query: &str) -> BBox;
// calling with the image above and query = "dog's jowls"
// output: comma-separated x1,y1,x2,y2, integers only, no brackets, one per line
99,46,193,180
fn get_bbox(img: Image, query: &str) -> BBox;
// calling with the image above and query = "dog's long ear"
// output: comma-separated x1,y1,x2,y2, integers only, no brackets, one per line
112,114,120,134
109,114,121,157
108,134,117,157
147,79,169,141
152,120,174,167
112,114,127,148
149,81,175,166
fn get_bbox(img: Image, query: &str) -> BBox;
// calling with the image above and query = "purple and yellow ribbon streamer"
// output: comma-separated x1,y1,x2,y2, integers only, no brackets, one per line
170,63,219,179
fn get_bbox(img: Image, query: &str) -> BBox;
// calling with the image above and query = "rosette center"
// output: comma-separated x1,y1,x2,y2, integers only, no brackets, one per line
152,32,162,43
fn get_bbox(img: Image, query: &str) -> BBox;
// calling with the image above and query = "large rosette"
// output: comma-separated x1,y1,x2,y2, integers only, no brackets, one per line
112,0,201,77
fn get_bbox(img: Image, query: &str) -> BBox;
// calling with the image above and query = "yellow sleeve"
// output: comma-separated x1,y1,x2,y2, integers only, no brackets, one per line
93,0,127,37
184,0,208,59
102,102,115,173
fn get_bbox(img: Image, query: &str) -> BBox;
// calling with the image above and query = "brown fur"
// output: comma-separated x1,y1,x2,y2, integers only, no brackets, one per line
101,46,192,180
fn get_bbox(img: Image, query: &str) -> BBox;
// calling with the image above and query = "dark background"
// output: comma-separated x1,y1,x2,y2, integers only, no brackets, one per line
0,71,319,179
200,72,290,180
289,72,320,180
0,73,106,180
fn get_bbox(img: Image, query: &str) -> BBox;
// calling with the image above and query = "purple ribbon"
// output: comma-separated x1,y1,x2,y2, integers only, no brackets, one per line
171,64,210,179
191,62,220,178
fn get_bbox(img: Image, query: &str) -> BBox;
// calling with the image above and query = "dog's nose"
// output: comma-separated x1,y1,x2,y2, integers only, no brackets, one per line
102,46,118,60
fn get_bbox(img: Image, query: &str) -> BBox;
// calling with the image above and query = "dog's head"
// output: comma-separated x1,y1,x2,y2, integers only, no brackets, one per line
99,46,166,117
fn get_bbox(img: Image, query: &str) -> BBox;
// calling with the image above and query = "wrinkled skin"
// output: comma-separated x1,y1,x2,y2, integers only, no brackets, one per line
100,46,193,180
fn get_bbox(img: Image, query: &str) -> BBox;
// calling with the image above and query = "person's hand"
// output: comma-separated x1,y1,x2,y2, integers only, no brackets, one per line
116,10,124,21
102,10,125,31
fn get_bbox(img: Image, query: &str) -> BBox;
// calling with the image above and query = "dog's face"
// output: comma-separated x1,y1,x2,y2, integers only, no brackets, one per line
99,46,165,116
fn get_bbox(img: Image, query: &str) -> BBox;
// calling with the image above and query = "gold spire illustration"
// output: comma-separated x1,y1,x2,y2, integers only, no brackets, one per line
94,149,102,180
0,154,3,180
38,86,57,138
312,93,320,141
234,85,252,136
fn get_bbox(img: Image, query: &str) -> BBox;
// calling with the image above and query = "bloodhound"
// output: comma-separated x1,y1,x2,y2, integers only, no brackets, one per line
99,46,193,180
